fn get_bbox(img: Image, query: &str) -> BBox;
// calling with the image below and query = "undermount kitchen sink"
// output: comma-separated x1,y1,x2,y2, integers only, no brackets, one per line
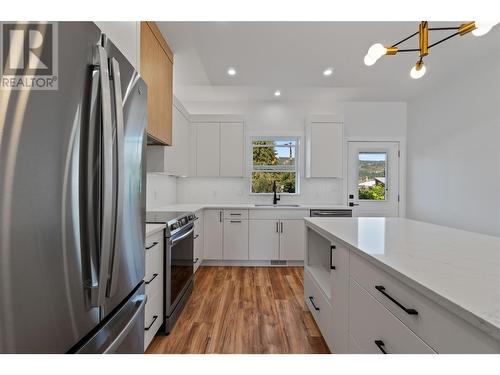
254,204,301,207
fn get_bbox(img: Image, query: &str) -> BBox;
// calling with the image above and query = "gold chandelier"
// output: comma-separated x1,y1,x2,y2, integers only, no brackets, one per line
364,21,498,79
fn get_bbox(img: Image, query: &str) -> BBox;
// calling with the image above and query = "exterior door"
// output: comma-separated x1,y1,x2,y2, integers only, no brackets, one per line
347,141,400,217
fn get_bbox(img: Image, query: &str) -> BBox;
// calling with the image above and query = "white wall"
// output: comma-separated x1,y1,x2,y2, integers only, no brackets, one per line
146,174,177,209
406,52,500,236
176,100,406,205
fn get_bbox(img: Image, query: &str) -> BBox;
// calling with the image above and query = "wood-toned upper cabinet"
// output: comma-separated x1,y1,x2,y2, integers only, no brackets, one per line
140,22,173,145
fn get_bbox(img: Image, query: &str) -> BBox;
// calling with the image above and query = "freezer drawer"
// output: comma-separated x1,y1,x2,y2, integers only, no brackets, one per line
76,284,146,354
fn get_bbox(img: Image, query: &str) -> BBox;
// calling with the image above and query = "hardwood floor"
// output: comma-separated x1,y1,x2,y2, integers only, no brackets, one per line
146,266,330,354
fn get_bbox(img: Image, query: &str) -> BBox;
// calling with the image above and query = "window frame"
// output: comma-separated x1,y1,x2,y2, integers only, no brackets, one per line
249,135,300,195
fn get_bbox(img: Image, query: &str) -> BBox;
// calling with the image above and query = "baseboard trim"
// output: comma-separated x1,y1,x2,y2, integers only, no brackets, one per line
201,260,304,267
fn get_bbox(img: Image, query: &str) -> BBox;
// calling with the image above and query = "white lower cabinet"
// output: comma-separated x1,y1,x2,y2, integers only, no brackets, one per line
144,230,164,351
248,218,306,261
329,241,349,353
349,278,435,354
203,209,223,260
223,219,249,260
193,210,204,272
279,220,305,261
249,220,279,260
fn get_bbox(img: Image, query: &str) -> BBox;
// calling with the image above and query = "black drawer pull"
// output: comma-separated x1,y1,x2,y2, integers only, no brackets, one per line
330,245,336,270
193,257,199,264
375,285,418,315
145,273,158,284
374,340,387,354
145,315,158,331
308,296,320,311
145,241,159,250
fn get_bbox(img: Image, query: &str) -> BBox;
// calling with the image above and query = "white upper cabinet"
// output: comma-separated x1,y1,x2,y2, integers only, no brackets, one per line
305,117,344,178
191,117,245,177
220,123,244,177
94,22,140,70
146,100,190,176
195,123,220,177
165,103,190,176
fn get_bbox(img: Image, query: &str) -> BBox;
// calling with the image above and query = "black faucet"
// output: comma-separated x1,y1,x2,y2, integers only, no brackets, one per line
272,181,281,205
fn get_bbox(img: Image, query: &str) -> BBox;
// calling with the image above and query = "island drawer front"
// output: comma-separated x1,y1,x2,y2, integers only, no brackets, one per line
304,268,334,351
249,209,309,220
144,289,163,350
350,251,500,353
223,209,249,219
349,278,435,354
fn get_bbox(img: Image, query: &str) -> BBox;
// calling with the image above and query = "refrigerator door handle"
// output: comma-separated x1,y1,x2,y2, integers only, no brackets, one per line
107,57,125,298
90,45,114,308
103,294,147,353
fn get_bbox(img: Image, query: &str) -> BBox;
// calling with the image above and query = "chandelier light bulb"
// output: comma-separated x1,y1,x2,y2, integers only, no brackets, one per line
472,21,497,37
364,43,387,66
410,61,426,79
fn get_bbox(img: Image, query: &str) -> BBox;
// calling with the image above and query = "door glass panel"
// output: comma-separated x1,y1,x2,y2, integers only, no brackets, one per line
358,152,387,200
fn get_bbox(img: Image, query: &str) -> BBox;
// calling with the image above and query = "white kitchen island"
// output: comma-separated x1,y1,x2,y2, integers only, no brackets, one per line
304,217,500,354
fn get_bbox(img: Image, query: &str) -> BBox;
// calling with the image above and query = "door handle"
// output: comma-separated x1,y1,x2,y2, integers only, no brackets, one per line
330,245,336,270
144,273,158,285
375,285,418,315
103,294,147,353
280,222,283,233
90,45,114,308
107,57,125,298
349,202,360,207
374,340,387,354
145,242,159,250
276,221,279,233
308,296,320,311
145,315,158,331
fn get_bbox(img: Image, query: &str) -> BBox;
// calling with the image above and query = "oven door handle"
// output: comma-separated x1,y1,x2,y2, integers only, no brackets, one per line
170,227,195,247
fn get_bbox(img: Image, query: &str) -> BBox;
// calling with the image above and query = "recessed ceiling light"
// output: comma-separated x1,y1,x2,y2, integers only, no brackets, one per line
323,67,334,76
227,67,236,76
274,90,281,97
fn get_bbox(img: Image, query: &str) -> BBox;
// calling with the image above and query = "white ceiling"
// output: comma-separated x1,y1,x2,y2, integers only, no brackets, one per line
157,22,499,103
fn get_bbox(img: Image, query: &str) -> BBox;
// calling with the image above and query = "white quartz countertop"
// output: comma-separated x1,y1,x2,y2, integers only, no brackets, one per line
147,203,351,213
145,223,165,237
304,217,500,341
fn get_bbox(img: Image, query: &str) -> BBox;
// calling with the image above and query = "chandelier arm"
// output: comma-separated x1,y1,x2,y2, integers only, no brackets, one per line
428,31,461,49
391,31,419,48
395,48,421,53
428,27,460,31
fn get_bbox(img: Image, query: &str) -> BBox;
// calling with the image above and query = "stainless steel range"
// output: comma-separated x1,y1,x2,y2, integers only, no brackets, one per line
146,211,197,334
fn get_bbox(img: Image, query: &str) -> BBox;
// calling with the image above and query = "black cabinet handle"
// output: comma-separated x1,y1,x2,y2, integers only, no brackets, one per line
145,241,158,250
330,245,336,270
308,296,320,311
375,285,418,315
193,257,199,264
145,273,158,285
145,315,158,331
374,340,387,354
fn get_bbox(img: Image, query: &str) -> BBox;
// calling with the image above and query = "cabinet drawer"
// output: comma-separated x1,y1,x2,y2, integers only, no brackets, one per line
350,252,500,353
304,268,334,351
249,209,309,220
224,209,249,220
349,278,435,354
144,290,163,350
145,234,163,296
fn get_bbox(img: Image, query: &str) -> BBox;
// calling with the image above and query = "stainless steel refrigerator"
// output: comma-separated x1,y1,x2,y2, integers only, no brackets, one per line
0,22,147,353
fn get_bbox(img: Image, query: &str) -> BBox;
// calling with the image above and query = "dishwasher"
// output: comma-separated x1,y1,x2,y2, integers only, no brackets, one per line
310,209,352,217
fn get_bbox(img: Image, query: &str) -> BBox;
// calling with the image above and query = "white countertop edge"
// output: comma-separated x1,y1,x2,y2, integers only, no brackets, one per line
147,203,351,213
304,219,500,342
145,223,166,237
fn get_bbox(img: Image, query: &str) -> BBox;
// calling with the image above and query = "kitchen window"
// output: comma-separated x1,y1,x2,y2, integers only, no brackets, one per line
250,137,299,194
